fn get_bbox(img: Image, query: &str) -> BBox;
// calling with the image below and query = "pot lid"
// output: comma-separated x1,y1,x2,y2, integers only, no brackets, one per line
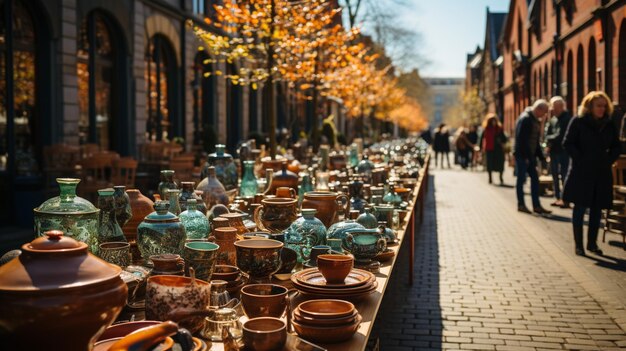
0,230,122,292
143,201,179,222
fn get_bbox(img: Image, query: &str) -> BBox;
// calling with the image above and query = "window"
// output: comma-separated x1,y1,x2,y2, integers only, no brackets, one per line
192,0,204,15
434,110,442,123
435,94,444,106
145,35,177,141
191,51,217,150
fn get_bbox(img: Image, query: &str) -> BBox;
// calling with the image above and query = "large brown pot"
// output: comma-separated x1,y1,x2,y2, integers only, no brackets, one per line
254,197,298,234
0,230,128,351
301,191,350,228
265,162,299,196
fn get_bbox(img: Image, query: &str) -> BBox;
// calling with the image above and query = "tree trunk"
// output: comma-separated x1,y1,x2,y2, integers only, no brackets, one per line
267,0,277,159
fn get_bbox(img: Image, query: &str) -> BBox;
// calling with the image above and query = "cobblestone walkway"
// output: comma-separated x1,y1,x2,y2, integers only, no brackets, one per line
371,168,626,351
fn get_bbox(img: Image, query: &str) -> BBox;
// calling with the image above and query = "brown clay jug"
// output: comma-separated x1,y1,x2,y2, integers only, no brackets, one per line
301,191,350,228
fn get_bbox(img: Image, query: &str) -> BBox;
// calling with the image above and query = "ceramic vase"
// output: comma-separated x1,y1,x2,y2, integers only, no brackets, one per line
113,185,132,228
197,166,229,207
179,181,207,214
158,170,177,198
201,144,238,190
179,199,210,240
137,201,187,262
240,160,259,198
284,209,327,263
97,189,127,253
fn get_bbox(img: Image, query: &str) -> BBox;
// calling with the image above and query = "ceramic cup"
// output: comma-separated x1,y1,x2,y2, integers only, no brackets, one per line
275,187,296,199
242,317,287,351
99,242,131,268
327,238,343,253
145,275,211,333
149,254,185,276
241,284,289,318
182,241,220,282
317,254,354,284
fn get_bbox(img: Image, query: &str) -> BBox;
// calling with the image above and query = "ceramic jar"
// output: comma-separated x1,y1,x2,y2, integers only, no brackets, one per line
197,166,230,207
202,144,238,190
356,155,375,183
0,230,127,351
158,170,178,198
265,161,299,195
179,199,210,240
253,197,298,234
383,183,402,208
166,189,182,215
137,201,187,262
344,228,387,264
301,191,350,228
260,156,285,176
349,179,368,213
97,189,127,251
240,160,259,198
326,220,366,249
149,254,185,276
121,189,154,261
284,209,327,263
234,239,283,282
213,227,238,266
33,178,100,253
178,181,207,214
298,171,314,205
357,207,378,229
220,213,248,237
113,185,132,228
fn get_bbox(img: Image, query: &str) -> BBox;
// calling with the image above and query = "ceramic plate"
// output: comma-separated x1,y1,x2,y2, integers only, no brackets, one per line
293,280,378,295
292,268,374,289
295,285,377,300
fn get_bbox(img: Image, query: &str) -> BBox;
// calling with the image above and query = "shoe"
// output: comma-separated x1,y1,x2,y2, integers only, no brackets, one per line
518,205,531,213
587,247,603,255
575,248,585,256
551,200,564,207
574,226,584,255
560,202,571,209
533,207,552,215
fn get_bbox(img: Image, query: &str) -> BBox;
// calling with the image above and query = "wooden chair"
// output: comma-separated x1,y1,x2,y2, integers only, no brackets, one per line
112,157,138,187
603,156,626,249
43,144,81,192
80,143,100,160
140,142,168,167
79,156,114,202
168,157,195,183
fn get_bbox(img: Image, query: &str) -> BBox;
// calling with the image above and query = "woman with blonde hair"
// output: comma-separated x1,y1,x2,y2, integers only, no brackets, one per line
562,91,621,256
479,113,507,184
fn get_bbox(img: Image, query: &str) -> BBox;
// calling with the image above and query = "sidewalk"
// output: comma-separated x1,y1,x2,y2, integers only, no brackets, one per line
370,166,626,350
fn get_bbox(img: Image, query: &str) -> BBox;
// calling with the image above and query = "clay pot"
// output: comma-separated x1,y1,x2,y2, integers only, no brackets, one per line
213,227,239,266
253,198,298,234
316,254,354,284
241,284,289,318
219,213,248,237
242,317,287,351
275,187,297,199
122,189,154,243
149,254,185,276
301,191,350,228
0,230,127,351
265,162,299,196
260,156,286,177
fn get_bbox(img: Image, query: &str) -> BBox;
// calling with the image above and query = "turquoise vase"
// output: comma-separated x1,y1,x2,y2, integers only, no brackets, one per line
137,201,187,261
158,170,178,198
284,208,327,263
298,172,314,205
202,144,238,190
113,185,132,228
240,160,259,197
167,189,182,215
383,183,402,208
349,144,359,167
97,188,127,252
179,199,210,240
357,207,378,229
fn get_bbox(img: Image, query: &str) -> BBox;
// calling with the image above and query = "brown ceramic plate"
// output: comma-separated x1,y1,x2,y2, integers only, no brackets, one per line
291,314,362,344
292,278,376,294
292,268,374,289
293,307,358,326
293,282,377,297
374,248,395,262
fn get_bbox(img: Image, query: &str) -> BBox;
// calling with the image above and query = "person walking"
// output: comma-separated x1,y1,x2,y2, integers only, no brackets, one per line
562,91,621,256
433,123,451,168
454,128,474,169
544,96,572,208
514,100,552,214
467,125,479,169
480,114,507,185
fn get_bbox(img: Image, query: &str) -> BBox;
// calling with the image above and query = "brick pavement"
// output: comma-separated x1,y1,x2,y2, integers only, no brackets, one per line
371,168,626,350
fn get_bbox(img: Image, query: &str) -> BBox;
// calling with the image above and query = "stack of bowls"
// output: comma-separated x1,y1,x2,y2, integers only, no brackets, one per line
212,265,245,297
291,299,362,343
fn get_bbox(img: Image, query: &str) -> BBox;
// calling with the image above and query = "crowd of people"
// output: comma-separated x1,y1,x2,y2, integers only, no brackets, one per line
426,91,622,256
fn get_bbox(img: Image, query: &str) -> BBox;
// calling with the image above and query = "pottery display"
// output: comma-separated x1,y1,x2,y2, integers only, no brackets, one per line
234,239,283,282
242,317,287,351
326,220,367,251
374,204,395,227
158,170,178,198
97,188,127,250
329,152,347,171
266,161,299,195
277,247,298,275
357,207,378,229
0,230,127,351
260,156,286,176
201,144,238,190
240,160,259,198
202,307,243,341
241,284,289,318
284,208,327,263
179,199,210,240
356,154,375,183
182,241,219,281
122,189,154,241
137,201,187,261
275,186,297,199
254,197,298,234
349,179,368,213
197,166,229,207
316,254,354,284
213,226,238,266
113,185,132,228
349,144,359,167
179,181,207,214
301,191,350,228
344,228,387,264
298,171,314,205
383,183,402,207
33,178,100,253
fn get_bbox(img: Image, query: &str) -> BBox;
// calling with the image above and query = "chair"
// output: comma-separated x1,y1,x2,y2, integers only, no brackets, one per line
79,156,114,202
43,144,81,193
80,143,100,160
603,156,626,249
168,157,195,183
112,157,138,187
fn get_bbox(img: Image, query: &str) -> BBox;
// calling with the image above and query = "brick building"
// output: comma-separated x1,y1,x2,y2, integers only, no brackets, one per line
423,77,465,127
467,0,626,134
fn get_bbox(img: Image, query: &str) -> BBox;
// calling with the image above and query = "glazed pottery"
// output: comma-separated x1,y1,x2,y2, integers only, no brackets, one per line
374,204,395,227
99,241,131,267
183,241,219,281
277,247,298,274
197,166,229,207
357,207,378,229
137,201,187,262
242,317,287,351
212,265,241,282
301,191,350,228
158,170,178,198
275,186,297,199
211,216,231,233
344,229,387,264
149,254,185,276
316,254,354,284
298,172,314,205
265,161,299,195
145,275,210,334
201,144,238,190
291,314,361,344
349,144,359,167
253,197,298,234
207,204,230,229
293,309,358,327
241,284,289,318
327,238,343,253
202,307,243,341
356,154,375,183
307,245,331,265
348,179,368,213
219,212,248,237
113,185,132,228
284,208,327,263
0,230,127,351
97,188,127,250
167,189,182,215
234,239,283,282
213,227,238,266
326,220,366,249
395,187,412,202
122,189,154,242
240,160,259,198
179,199,210,240
383,183,402,207
179,182,207,214
33,178,100,253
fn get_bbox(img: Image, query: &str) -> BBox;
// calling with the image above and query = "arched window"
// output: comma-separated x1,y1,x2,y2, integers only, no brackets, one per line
226,62,242,152
191,51,217,151
588,38,596,91
145,34,178,141
576,44,584,106
77,12,115,150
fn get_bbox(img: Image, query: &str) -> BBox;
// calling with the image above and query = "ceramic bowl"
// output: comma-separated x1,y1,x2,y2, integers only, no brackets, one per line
297,299,355,319
212,265,240,281
241,284,288,318
277,247,298,274
293,307,358,327
242,317,287,351
291,314,362,343
234,239,283,280
316,254,354,284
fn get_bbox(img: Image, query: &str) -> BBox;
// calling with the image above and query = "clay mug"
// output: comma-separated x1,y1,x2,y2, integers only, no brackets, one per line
99,241,131,268
149,254,185,276
241,284,289,318
145,275,210,334
253,197,298,234
317,254,354,284
242,317,287,351
182,241,219,282
301,191,350,228
275,187,296,199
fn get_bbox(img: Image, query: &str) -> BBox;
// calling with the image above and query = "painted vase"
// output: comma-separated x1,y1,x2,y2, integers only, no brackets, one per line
179,199,210,240
137,201,187,262
113,185,132,228
197,166,229,207
158,170,178,199
179,181,207,214
284,209,327,263
201,144,238,190
97,189,126,253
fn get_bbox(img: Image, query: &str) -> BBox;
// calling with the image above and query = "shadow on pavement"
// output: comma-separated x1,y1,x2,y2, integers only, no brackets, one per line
370,175,442,350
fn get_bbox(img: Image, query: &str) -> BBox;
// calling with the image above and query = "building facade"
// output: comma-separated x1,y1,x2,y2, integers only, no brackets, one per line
423,77,465,127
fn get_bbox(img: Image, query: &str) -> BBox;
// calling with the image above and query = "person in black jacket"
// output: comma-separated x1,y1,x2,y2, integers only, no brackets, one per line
562,91,621,256
514,100,552,214
433,123,451,168
544,96,572,208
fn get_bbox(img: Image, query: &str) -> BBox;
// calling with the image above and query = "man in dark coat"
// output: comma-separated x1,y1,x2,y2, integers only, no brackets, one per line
562,92,621,255
433,123,451,168
514,100,552,214
544,96,572,207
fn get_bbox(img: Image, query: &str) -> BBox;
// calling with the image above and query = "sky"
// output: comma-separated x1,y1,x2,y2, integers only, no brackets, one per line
390,0,510,78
